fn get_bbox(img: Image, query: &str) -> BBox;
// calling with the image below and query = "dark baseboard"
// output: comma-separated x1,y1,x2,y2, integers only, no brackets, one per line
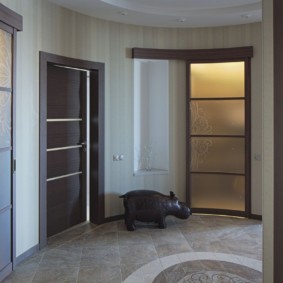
0,263,12,282
191,208,247,218
104,213,262,222
250,214,262,220
103,214,124,223
15,217,121,267
14,244,39,266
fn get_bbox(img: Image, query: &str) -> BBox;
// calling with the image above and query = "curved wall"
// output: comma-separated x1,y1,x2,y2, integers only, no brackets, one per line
2,0,262,258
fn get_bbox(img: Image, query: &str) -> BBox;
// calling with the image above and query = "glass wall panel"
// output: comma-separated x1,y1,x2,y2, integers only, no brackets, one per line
0,91,11,148
191,137,245,173
191,174,245,211
0,30,12,89
191,62,244,98
190,100,245,135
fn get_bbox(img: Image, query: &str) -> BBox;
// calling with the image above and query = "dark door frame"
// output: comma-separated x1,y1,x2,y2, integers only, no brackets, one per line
39,52,105,248
274,0,283,281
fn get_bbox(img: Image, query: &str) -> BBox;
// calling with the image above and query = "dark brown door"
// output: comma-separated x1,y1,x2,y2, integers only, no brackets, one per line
46,64,87,237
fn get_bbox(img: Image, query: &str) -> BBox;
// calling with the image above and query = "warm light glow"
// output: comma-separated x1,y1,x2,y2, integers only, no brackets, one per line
190,61,246,212
191,62,245,98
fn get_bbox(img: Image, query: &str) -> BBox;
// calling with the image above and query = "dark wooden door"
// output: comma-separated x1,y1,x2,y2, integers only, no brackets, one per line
46,64,87,237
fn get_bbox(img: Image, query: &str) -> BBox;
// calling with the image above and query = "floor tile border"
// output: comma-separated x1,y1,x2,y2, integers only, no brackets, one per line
122,252,262,283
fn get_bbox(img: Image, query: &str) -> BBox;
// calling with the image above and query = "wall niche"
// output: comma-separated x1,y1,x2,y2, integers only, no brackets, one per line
133,59,169,175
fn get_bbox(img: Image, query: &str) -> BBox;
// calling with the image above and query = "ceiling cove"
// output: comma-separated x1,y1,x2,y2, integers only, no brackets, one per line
48,0,262,28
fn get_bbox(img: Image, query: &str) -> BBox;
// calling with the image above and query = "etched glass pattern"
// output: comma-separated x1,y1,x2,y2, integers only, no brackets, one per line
191,137,245,173
191,62,244,98
178,271,253,283
0,91,11,148
191,100,245,135
0,29,12,89
189,61,246,212
191,174,245,211
190,101,213,135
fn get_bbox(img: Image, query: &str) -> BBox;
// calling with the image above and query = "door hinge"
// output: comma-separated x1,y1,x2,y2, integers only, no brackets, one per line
13,159,16,173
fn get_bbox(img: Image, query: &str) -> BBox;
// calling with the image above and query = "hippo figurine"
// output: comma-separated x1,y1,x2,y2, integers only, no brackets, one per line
119,190,190,231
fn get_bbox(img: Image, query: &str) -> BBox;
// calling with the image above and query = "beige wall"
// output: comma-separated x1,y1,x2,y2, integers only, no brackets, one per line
1,0,263,258
262,0,274,281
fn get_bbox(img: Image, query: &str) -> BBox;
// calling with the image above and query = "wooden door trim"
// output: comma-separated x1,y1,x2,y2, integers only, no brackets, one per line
274,0,283,281
132,46,253,60
0,3,22,31
39,52,105,248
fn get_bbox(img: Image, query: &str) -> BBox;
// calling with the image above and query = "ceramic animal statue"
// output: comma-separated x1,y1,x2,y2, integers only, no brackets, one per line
119,190,190,231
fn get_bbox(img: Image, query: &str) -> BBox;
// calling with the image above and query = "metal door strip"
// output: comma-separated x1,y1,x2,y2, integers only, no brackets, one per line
47,145,82,152
47,171,82,182
47,118,82,122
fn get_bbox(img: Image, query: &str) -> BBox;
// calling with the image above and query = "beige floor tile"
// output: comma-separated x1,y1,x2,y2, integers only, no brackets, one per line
2,215,262,283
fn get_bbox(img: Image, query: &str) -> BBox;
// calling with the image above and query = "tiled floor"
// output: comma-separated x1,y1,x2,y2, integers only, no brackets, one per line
2,214,262,283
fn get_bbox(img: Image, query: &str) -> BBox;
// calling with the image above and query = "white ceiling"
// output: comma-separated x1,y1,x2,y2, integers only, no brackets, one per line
48,0,262,28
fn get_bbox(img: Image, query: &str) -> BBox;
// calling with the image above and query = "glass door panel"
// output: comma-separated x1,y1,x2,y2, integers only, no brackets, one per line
191,62,245,98
0,91,11,148
191,174,245,211
191,137,245,173
191,100,245,135
0,30,12,89
0,26,13,279
189,61,248,215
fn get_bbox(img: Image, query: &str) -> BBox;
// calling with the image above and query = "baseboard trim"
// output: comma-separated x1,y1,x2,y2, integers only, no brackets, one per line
250,214,262,220
103,213,262,222
0,263,12,282
103,214,124,223
14,244,39,266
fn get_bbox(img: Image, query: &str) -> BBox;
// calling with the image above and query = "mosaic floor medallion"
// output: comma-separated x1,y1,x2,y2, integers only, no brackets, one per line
153,260,262,283
178,271,254,283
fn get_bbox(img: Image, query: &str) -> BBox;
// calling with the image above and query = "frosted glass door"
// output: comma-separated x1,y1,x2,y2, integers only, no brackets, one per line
0,28,12,275
189,62,248,213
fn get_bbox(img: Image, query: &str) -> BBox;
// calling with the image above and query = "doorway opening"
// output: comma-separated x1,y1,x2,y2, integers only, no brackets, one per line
131,46,253,218
187,60,251,217
39,52,105,248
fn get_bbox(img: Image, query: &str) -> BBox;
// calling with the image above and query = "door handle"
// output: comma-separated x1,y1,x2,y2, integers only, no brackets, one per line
81,141,87,152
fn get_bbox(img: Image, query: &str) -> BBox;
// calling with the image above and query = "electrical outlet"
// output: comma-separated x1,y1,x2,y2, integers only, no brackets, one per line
113,154,120,161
